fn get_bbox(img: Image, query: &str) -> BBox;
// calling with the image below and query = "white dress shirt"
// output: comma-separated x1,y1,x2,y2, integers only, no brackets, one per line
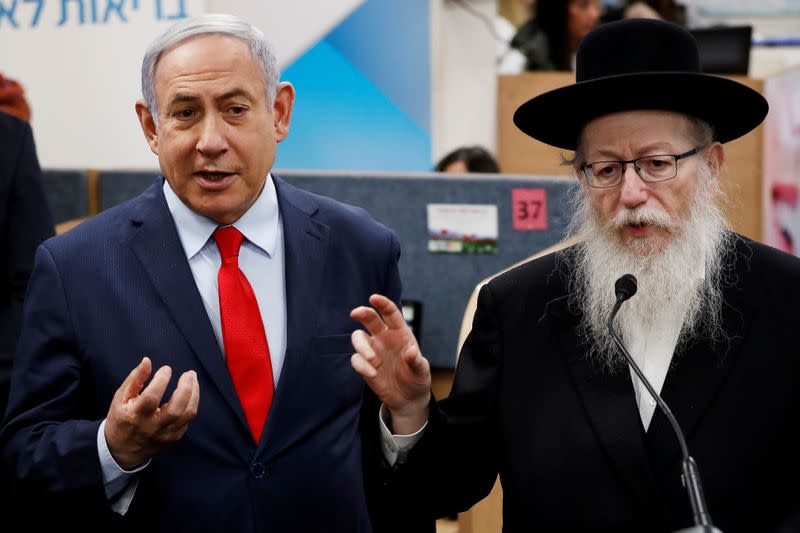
627,253,705,429
627,306,686,430
98,175,287,512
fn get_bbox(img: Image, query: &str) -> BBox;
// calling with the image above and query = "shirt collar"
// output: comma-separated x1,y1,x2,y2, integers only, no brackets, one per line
163,173,280,260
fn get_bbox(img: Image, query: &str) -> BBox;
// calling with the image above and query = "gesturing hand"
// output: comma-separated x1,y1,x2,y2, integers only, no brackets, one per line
104,357,200,470
351,294,431,434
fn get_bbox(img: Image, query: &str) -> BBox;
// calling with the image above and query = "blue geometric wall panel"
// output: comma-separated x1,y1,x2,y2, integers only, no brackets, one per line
275,0,431,172
327,0,431,134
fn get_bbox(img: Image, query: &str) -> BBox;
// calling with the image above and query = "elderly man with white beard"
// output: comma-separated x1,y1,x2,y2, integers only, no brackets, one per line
350,18,800,533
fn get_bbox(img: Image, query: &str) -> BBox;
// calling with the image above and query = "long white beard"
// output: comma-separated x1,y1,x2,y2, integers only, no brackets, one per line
565,164,735,372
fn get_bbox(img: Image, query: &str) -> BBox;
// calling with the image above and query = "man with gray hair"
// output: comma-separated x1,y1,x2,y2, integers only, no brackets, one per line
1,13,411,532
351,19,800,532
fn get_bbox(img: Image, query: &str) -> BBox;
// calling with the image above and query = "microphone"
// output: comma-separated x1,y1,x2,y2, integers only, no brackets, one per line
608,274,721,533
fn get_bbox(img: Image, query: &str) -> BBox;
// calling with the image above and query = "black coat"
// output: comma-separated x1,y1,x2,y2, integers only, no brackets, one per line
390,235,800,532
0,111,54,526
0,111,53,420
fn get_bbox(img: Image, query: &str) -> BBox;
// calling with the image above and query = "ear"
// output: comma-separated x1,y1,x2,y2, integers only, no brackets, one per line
272,82,295,143
136,99,159,155
706,142,724,178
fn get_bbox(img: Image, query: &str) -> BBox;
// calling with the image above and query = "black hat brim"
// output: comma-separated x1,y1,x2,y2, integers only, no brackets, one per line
513,72,768,151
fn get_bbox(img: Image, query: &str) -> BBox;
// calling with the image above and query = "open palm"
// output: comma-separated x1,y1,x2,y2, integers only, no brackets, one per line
351,294,431,431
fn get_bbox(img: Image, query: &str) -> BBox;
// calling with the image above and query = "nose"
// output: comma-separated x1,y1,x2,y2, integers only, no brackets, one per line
196,115,228,157
618,163,649,209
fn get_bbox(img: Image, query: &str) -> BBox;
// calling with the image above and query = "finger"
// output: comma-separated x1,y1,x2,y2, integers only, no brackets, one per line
162,370,200,430
368,294,408,330
351,353,378,379
186,372,200,419
172,371,200,428
350,306,387,337
351,330,379,362
135,365,172,416
402,350,431,378
160,370,194,422
118,357,152,401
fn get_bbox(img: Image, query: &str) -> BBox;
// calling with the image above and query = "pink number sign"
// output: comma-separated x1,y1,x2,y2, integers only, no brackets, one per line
512,188,548,230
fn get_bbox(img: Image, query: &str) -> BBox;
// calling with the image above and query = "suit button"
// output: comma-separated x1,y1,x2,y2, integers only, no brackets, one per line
250,463,266,479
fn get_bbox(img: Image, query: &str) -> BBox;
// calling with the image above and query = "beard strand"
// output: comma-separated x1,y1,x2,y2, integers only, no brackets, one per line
564,163,736,372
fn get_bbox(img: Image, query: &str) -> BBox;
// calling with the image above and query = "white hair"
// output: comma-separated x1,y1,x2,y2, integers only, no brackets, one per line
141,13,279,125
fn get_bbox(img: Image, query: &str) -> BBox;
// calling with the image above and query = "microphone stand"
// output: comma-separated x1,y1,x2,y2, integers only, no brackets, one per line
608,282,722,533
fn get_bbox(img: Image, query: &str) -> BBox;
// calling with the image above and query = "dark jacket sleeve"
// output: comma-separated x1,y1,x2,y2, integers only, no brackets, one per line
0,114,55,418
361,230,438,533
365,281,503,528
0,239,113,527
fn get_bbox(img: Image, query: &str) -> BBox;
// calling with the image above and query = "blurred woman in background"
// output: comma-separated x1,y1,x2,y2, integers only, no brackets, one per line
510,0,603,71
435,145,500,174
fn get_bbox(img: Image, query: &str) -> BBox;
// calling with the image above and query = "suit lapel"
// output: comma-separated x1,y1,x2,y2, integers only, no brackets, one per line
258,176,330,460
648,241,753,456
560,237,754,515
550,253,663,513
127,180,250,436
561,318,664,512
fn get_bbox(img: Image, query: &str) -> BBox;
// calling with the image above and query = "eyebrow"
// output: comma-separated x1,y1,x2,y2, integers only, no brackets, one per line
166,94,199,106
592,144,677,160
216,89,255,103
165,89,256,107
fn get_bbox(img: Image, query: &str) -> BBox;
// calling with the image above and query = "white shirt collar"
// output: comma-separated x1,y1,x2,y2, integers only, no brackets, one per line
163,173,280,259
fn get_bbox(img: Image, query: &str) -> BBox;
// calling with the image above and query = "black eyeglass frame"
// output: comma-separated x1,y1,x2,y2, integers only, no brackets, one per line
579,146,705,189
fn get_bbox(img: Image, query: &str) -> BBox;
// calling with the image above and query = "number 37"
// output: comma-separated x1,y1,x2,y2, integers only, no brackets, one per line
516,200,542,220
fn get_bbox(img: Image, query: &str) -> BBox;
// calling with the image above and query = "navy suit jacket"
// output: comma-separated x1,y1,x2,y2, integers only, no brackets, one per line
1,176,402,532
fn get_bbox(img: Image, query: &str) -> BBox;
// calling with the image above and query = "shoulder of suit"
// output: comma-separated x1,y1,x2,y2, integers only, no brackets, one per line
486,245,573,297
0,111,29,164
42,181,159,255
0,110,27,136
732,233,800,282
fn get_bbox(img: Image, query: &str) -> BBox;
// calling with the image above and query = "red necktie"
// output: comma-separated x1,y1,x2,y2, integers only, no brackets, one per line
214,226,274,443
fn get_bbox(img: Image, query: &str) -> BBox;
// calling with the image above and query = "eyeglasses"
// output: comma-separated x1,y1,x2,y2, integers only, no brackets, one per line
579,146,704,189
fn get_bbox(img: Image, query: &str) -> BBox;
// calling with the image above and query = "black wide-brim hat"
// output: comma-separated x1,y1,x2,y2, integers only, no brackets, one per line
513,18,768,151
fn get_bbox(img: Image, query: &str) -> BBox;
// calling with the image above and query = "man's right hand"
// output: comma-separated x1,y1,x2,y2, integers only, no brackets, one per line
104,357,200,470
351,294,431,435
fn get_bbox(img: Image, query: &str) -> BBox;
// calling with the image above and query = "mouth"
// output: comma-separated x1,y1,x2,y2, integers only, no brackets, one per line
194,171,236,190
624,221,654,237
195,170,234,181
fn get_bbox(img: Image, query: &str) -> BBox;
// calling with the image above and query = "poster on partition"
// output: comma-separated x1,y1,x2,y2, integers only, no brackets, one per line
427,203,498,254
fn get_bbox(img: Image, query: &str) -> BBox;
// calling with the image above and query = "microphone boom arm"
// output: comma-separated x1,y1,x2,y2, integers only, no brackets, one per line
608,296,715,530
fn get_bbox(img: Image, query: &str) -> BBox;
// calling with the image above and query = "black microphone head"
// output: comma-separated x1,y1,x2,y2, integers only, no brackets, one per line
615,274,638,302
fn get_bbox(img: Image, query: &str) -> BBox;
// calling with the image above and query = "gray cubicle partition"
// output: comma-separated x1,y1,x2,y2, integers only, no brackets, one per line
42,170,89,224
98,170,578,368
99,171,161,210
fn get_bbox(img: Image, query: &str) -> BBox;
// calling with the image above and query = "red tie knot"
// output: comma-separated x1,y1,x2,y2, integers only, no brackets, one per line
214,226,245,260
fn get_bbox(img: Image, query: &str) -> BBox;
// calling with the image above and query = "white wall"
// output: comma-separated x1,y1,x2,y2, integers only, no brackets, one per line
0,0,206,170
4,0,497,170
205,0,364,67
431,0,499,165
1,0,364,170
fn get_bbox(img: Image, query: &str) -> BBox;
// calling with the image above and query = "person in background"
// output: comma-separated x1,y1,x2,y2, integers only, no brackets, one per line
352,19,800,532
0,14,418,532
434,145,501,173
511,0,604,71
0,85,55,520
0,74,32,122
